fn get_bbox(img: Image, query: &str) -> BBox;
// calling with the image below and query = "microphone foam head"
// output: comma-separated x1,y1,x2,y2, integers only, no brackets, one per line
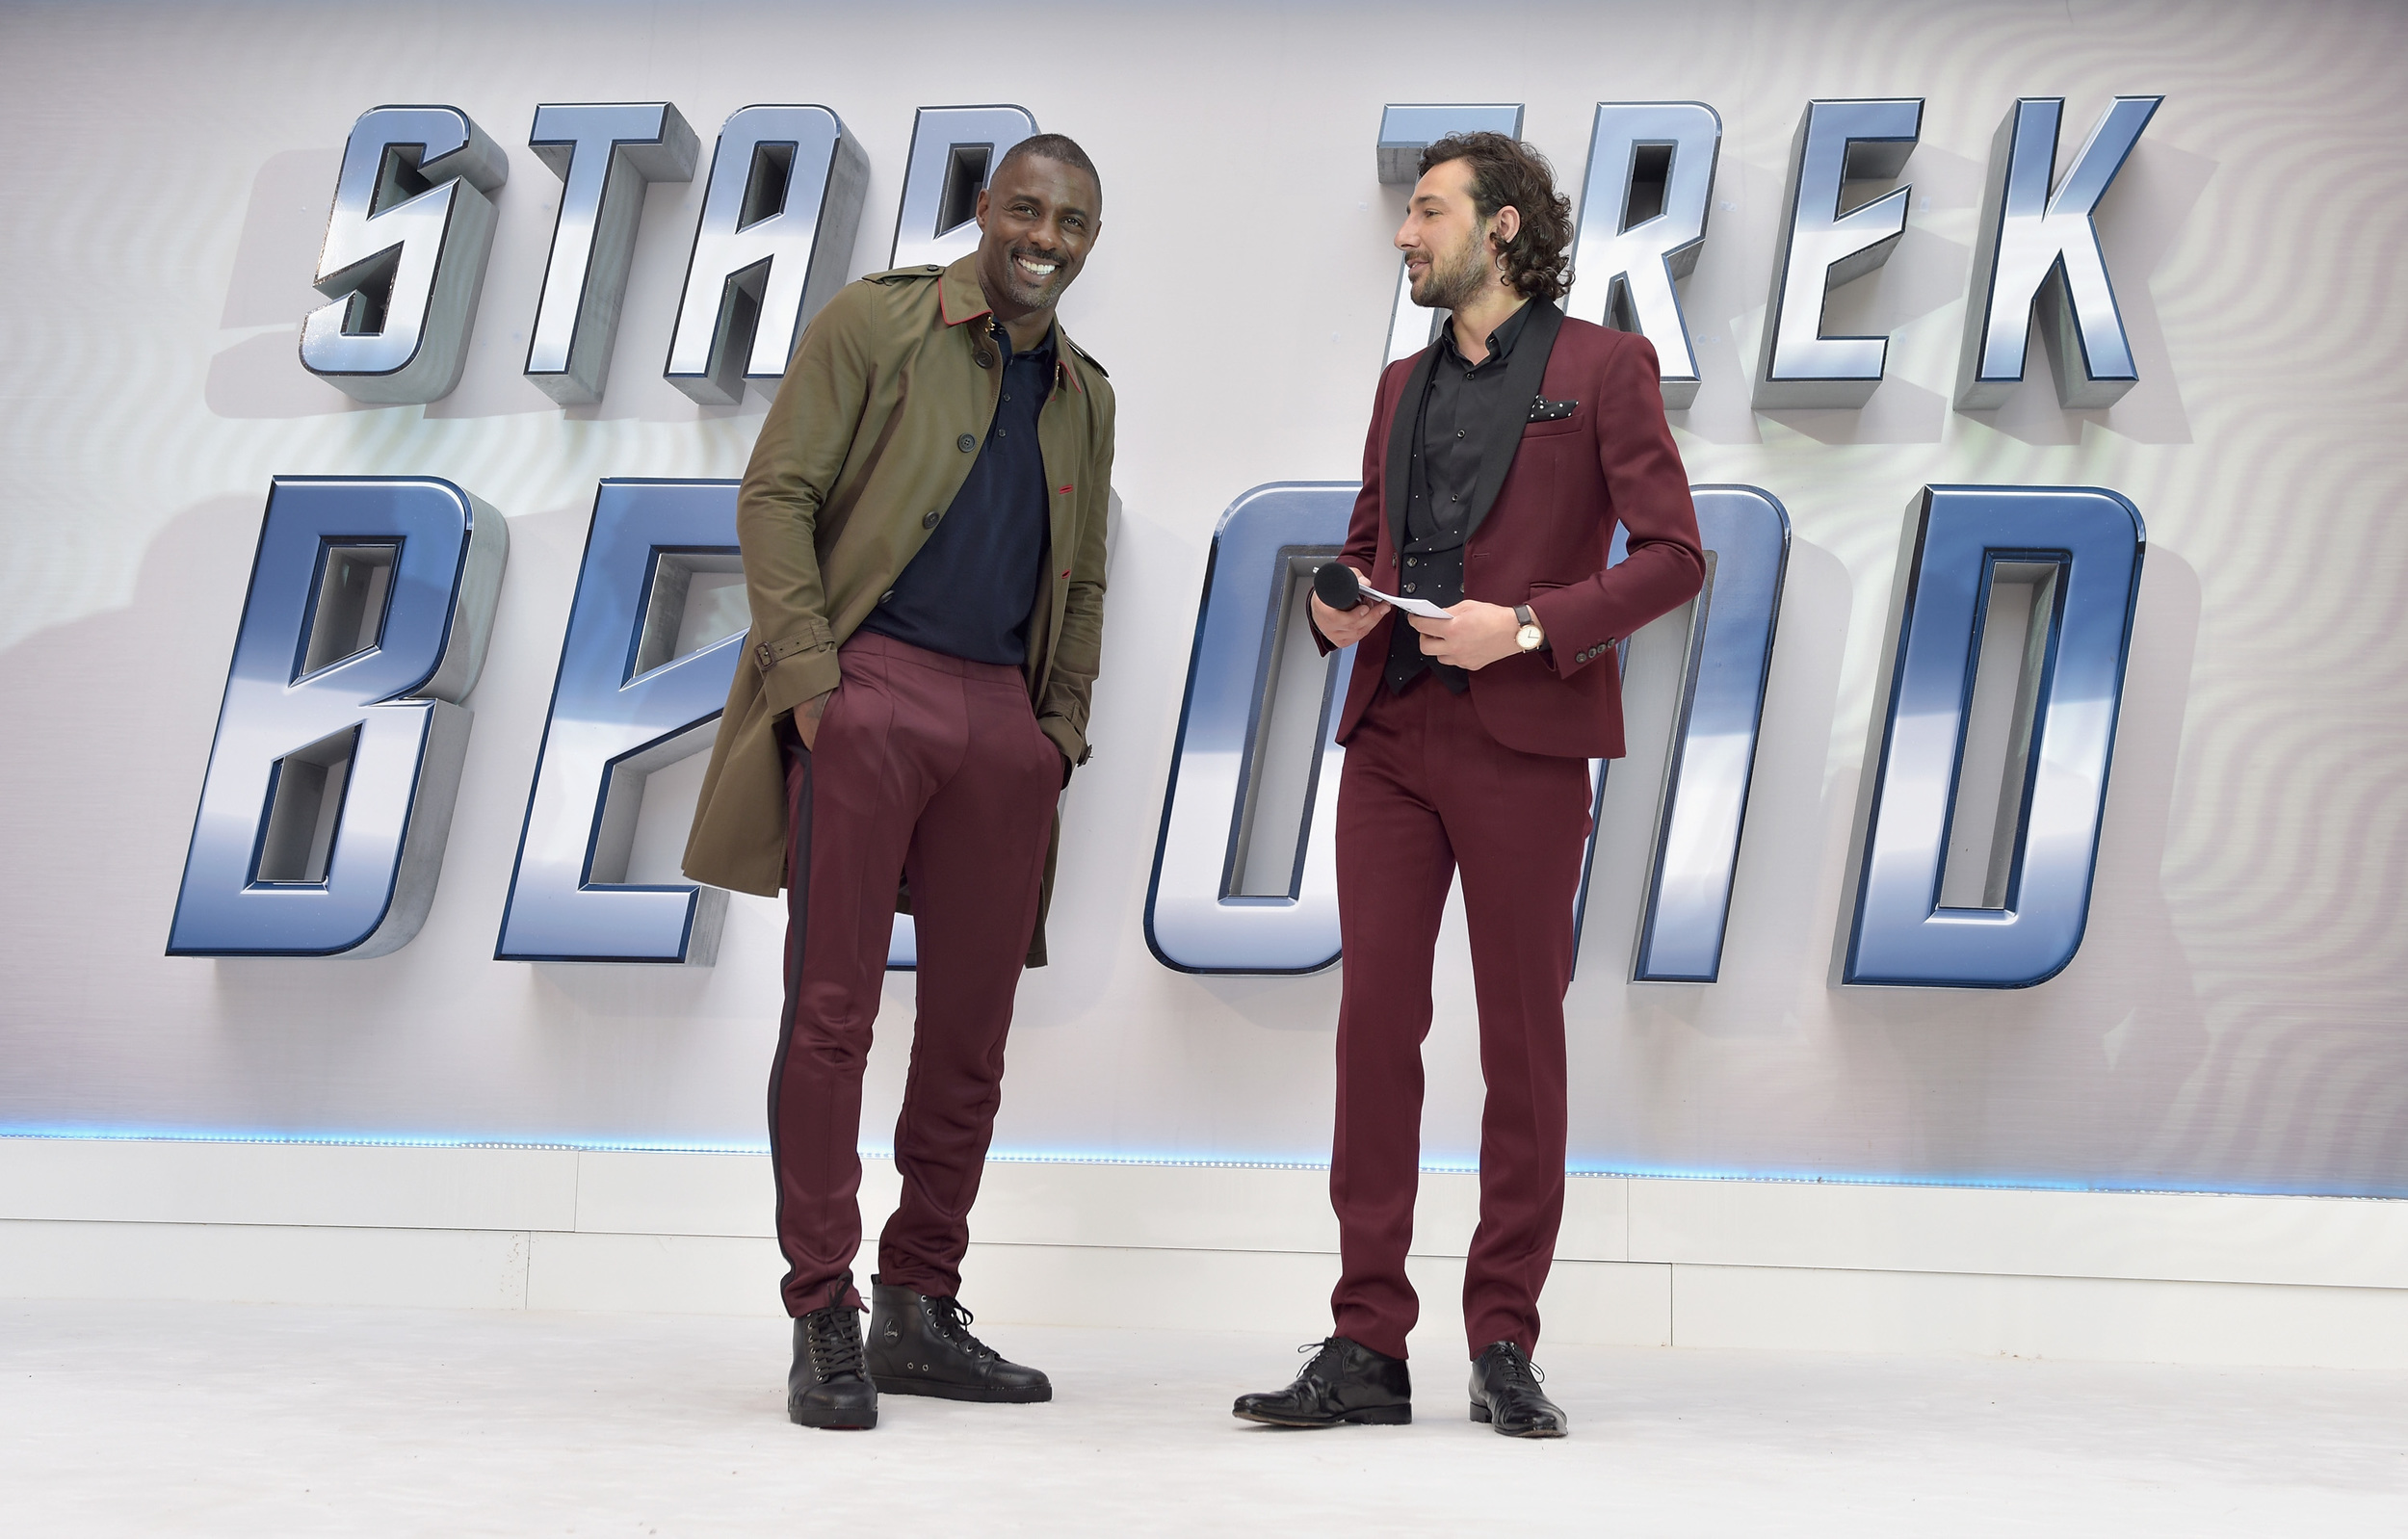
1313,561,1362,611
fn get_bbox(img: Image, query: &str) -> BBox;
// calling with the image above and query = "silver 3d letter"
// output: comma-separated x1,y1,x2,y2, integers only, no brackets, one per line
496,481,746,965
663,106,870,404
169,479,508,957
889,105,1036,270
524,103,699,404
1375,104,1526,365
1629,488,1790,982
301,107,510,404
1955,95,2162,409
1753,98,1923,409
1563,103,1722,409
1839,486,2144,987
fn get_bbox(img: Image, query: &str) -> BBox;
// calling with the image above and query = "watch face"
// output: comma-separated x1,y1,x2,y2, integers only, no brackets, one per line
1517,623,1544,651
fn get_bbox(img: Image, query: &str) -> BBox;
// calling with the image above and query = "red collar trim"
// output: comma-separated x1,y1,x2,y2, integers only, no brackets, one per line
938,275,991,328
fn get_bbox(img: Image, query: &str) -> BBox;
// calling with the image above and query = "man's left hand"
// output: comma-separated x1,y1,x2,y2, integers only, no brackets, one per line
1410,600,1526,671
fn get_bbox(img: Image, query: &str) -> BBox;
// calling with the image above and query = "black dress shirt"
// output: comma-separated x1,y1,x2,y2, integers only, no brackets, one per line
859,320,1056,665
1384,299,1535,695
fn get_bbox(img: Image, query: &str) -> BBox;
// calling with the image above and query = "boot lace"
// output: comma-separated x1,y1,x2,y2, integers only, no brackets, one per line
926,1295,1000,1363
1490,1341,1546,1389
804,1301,866,1379
1291,1338,1343,1387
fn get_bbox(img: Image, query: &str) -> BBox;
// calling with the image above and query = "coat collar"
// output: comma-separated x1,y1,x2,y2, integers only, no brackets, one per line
938,252,1091,395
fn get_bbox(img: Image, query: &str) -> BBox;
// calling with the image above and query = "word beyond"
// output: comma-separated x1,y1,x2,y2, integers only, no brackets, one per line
301,95,2159,411
169,477,2145,991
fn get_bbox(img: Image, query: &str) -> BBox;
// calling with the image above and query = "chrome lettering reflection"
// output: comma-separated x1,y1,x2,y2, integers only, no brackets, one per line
525,102,699,404
169,478,508,956
1840,485,2145,987
1563,102,1722,409
663,105,870,404
888,105,1036,270
301,107,510,404
1753,98,1922,409
1955,96,2162,409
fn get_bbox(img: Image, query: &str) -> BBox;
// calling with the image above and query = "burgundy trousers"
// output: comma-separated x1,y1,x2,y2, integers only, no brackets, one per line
769,631,1060,1317
1329,675,1593,1360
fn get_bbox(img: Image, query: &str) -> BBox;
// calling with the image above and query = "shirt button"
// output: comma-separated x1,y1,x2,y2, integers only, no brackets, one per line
1456,430,1465,438
922,510,940,529
879,589,897,605
1003,393,1011,402
955,433,976,453
1405,557,1417,567
996,428,1008,438
1402,583,1417,593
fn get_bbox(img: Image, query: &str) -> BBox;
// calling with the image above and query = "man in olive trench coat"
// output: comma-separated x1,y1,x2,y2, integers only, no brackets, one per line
681,137,1113,1431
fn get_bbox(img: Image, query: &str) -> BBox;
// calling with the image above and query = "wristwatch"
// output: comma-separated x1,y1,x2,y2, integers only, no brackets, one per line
1514,604,1546,652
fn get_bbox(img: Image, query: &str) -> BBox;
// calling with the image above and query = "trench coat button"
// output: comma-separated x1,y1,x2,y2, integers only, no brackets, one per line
922,509,940,529
975,351,995,368
956,433,976,453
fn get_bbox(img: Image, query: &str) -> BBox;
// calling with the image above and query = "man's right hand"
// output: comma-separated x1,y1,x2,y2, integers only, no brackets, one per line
794,689,834,751
1309,582,1388,649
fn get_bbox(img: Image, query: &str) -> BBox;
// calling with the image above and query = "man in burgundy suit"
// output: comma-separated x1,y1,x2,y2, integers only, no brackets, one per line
1233,133,1702,1438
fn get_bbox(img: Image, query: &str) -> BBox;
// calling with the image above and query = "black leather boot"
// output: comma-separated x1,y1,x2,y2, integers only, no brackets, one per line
865,1277,1052,1403
1468,1340,1566,1437
1232,1337,1412,1427
788,1274,877,1430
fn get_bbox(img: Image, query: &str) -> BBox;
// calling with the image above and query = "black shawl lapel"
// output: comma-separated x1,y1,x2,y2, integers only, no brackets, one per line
1382,344,1441,558
1459,298,1565,544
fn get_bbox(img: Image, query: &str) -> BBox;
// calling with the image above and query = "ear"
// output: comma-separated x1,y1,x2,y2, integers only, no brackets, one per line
1489,204,1523,250
974,186,990,230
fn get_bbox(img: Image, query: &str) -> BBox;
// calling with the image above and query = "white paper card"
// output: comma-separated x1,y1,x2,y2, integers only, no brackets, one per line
1358,583,1450,618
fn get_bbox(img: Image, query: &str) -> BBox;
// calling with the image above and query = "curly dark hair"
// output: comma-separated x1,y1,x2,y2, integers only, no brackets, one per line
1416,131,1573,301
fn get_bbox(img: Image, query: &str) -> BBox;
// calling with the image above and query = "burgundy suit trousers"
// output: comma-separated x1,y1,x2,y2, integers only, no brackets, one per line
770,631,1060,1317
1330,675,1592,1360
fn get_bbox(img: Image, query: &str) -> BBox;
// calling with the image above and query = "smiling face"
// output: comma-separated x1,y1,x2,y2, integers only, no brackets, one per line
1397,156,1496,311
975,153,1102,316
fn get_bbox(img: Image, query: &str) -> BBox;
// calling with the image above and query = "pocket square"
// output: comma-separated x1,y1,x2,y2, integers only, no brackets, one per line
1528,396,1579,422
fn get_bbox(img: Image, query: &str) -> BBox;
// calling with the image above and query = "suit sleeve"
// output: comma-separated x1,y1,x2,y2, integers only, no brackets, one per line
1309,367,1400,655
1037,380,1115,769
1524,334,1704,675
734,282,877,719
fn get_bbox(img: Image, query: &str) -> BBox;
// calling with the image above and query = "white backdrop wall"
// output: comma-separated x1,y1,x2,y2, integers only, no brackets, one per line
1,0,2401,1198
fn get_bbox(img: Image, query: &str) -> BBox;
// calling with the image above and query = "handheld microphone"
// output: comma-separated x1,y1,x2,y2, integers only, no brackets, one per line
1313,561,1363,612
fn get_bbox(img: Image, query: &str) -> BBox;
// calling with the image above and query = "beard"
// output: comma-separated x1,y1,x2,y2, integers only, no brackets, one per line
1408,224,1491,312
992,245,1071,309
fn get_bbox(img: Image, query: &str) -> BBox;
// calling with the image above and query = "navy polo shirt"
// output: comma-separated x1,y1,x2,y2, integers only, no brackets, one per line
858,319,1056,665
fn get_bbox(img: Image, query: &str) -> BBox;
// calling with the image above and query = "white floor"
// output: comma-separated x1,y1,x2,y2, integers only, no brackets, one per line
4,1301,2403,1536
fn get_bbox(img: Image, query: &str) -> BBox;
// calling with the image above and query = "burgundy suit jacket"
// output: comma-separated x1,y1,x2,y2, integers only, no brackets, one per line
1322,304,1704,759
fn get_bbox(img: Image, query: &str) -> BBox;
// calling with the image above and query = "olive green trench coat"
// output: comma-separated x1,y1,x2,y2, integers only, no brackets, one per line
680,255,1115,965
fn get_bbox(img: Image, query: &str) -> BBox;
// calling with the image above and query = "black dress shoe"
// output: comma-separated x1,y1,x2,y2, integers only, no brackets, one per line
1469,1340,1567,1438
865,1277,1052,1403
1232,1337,1412,1427
789,1272,878,1430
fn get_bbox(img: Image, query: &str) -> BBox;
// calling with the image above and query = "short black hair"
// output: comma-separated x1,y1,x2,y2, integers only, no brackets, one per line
994,133,1101,197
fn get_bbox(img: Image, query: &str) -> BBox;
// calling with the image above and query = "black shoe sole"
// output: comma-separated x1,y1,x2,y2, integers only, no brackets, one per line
872,1376,1052,1404
1233,1403,1412,1428
1469,1401,1566,1438
789,1399,878,1429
